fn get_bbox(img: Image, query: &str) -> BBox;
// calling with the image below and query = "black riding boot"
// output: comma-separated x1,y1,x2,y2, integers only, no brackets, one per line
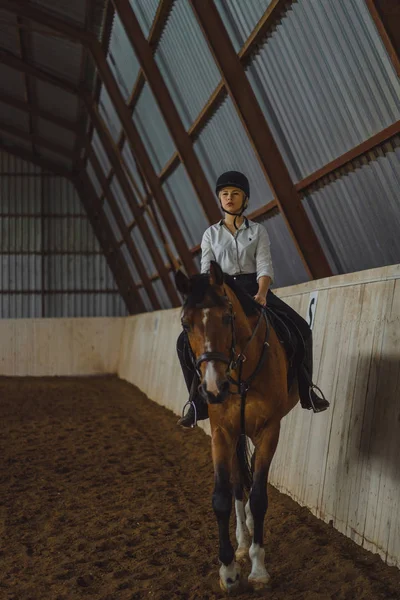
298,335,330,413
177,373,209,428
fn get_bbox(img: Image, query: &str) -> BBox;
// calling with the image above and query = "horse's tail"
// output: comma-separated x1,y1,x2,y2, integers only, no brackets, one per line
236,434,253,493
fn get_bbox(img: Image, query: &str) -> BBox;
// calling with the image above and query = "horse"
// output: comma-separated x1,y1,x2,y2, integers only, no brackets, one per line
175,261,299,593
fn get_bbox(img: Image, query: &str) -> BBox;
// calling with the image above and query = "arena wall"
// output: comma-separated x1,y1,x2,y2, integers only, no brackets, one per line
0,317,125,376
118,264,400,568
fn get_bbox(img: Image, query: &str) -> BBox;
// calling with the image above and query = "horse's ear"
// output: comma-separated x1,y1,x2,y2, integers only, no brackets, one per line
175,269,191,297
209,261,224,287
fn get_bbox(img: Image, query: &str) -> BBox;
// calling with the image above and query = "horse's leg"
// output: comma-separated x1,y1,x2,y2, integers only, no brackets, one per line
232,456,250,561
248,421,281,589
211,428,240,593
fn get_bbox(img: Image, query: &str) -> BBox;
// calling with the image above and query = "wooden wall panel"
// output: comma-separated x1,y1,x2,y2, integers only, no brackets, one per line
0,318,124,376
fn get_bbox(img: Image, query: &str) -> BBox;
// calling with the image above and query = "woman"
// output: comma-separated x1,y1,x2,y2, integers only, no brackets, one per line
176,171,329,428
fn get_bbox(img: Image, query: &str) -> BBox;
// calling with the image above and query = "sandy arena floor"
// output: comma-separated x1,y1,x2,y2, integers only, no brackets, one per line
1,376,400,600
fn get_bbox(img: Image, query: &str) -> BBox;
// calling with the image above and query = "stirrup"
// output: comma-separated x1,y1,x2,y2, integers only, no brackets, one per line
178,400,197,428
309,384,329,413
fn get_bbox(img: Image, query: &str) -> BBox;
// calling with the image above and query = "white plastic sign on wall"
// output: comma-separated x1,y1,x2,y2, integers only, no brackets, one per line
306,291,319,330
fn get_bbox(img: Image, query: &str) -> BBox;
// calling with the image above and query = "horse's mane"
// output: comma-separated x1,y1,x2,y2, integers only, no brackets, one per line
184,273,261,317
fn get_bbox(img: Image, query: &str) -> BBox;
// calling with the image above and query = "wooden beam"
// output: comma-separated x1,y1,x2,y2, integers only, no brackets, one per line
0,121,75,158
87,149,161,310
76,174,144,314
190,0,332,280
0,50,79,95
0,91,77,132
112,0,221,225
365,0,400,79
86,99,181,306
296,120,400,193
85,48,198,278
0,140,72,177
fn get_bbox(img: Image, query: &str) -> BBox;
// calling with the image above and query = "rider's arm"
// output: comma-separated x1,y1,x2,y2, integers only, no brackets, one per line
255,225,274,304
200,228,215,274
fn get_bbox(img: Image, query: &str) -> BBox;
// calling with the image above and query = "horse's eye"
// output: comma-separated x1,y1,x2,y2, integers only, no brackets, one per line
181,320,191,331
222,314,232,326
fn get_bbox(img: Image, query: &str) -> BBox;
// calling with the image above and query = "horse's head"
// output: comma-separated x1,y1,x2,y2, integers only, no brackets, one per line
175,261,235,404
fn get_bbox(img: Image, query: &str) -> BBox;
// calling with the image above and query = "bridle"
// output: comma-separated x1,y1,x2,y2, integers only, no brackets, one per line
183,291,271,432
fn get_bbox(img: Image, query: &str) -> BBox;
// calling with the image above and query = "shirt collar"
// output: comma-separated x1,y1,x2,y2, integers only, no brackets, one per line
219,217,249,229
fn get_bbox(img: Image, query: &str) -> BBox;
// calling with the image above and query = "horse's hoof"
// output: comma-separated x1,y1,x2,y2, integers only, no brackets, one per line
248,574,271,591
219,576,240,594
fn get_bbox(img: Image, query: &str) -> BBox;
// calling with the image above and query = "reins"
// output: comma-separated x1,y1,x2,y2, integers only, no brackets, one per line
184,290,271,434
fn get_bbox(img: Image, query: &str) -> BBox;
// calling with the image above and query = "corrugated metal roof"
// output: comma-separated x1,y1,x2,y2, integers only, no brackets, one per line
194,96,274,211
257,211,310,288
0,150,40,174
103,199,123,242
121,243,140,284
246,0,400,182
38,148,72,169
110,175,134,223
121,140,146,200
133,82,176,172
153,278,172,309
155,0,221,128
129,0,160,38
31,29,83,85
0,9,20,54
35,80,79,122
99,85,123,142
302,136,400,275
162,162,208,248
29,0,88,26
0,103,30,133
87,159,103,198
131,223,156,274
0,134,33,155
92,130,112,177
214,0,274,53
37,118,76,150
0,64,26,100
107,12,140,101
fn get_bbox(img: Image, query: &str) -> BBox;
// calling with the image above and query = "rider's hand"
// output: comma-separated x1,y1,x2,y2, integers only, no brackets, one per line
254,293,267,307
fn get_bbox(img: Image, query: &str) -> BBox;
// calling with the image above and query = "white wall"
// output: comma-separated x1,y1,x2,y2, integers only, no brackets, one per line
0,317,125,376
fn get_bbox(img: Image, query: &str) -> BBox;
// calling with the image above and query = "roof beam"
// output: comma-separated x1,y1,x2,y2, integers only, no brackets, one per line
86,99,180,306
75,174,143,314
296,120,400,193
0,49,79,95
0,91,77,132
0,121,75,158
87,148,161,310
112,0,221,225
365,0,400,79
0,141,72,177
86,49,198,278
190,0,332,280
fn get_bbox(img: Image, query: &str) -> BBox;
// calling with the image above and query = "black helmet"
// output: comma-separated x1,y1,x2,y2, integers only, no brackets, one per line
215,171,250,199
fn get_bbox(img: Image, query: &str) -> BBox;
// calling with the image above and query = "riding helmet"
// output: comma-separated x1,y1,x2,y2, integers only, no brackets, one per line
215,171,250,199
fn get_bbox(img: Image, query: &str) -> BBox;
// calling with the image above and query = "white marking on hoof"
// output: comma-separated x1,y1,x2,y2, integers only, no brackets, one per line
245,500,254,537
202,309,219,395
235,499,249,560
219,561,241,593
248,543,270,587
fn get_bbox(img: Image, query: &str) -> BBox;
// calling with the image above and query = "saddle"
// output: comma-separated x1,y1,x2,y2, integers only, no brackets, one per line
265,306,305,392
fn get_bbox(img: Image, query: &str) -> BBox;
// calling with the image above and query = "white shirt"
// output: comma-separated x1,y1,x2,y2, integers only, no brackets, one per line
200,218,274,283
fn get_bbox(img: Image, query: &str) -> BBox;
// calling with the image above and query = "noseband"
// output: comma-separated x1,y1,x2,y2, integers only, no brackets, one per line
194,299,237,373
